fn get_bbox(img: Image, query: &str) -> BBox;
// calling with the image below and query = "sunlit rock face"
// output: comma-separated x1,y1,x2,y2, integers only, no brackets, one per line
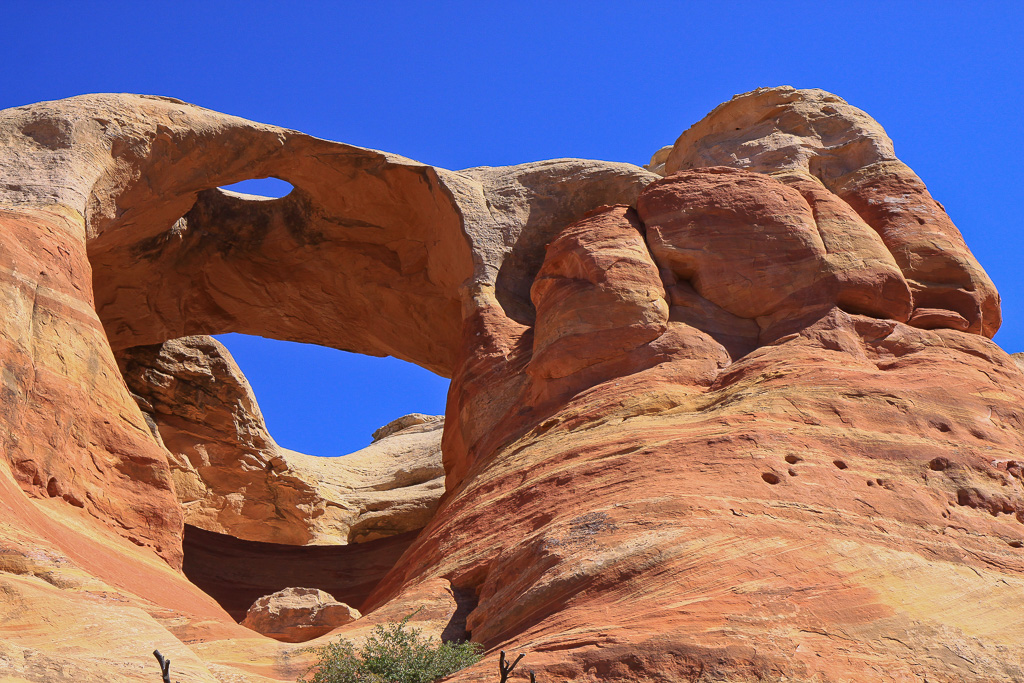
1,87,1023,682
117,335,446,546
659,86,1000,338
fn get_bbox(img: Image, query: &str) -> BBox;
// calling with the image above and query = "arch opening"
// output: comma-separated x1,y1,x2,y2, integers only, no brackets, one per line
115,332,449,546
218,177,294,198
90,162,470,376
113,332,451,636
84,127,474,639
215,333,448,457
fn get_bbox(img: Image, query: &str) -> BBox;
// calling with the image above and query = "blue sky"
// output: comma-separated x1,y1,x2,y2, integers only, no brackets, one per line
3,2,1021,455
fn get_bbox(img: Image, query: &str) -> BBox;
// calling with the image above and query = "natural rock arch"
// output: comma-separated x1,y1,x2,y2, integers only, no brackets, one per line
2,87,1024,682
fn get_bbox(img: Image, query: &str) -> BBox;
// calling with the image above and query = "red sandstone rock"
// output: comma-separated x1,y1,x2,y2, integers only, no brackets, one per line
659,86,999,337
529,205,667,382
381,307,1024,682
637,166,916,344
1,88,1023,683
0,206,183,567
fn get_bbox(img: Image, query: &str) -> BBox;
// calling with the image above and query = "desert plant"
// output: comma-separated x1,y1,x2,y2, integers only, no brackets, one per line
308,614,483,683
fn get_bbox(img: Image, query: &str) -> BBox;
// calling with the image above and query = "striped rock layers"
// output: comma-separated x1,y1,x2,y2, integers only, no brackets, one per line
0,87,1021,682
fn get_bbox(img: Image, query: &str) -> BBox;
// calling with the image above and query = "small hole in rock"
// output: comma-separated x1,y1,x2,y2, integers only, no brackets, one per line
784,454,802,464
867,480,875,486
1009,540,1023,548
788,468,798,477
833,460,848,470
762,472,781,485
218,177,294,198
62,492,85,508
929,457,950,471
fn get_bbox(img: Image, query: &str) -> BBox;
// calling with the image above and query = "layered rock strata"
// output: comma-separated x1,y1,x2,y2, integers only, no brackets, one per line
117,334,444,545
0,86,1021,682
659,87,999,337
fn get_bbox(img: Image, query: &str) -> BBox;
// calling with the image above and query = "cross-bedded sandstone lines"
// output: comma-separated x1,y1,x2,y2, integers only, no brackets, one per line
2,86,1024,682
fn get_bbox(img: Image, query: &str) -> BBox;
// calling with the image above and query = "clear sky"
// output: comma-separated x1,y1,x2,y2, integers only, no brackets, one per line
3,2,1021,456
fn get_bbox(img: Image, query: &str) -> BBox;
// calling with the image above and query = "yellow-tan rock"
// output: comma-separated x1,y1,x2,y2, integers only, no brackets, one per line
240,587,360,643
118,335,445,545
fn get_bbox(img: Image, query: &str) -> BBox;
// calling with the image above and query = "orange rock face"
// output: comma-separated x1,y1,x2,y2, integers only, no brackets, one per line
0,206,183,566
639,168,913,329
662,86,1000,338
1,86,1023,682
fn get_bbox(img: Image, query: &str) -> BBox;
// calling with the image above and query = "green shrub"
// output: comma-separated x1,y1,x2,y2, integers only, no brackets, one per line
308,614,484,683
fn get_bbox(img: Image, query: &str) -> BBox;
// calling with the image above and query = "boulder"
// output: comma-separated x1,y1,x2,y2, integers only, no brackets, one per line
529,205,668,383
240,587,361,643
657,86,999,337
637,166,913,338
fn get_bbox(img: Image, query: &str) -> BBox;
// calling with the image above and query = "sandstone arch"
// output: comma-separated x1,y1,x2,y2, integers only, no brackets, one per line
2,87,1024,682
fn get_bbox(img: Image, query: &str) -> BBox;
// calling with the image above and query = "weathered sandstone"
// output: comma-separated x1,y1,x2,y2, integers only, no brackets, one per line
658,86,1000,338
372,413,443,441
0,86,1022,683
637,166,913,338
117,334,445,545
240,587,361,643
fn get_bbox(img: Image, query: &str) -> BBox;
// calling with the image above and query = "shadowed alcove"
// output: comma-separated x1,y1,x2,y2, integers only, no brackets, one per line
182,526,420,621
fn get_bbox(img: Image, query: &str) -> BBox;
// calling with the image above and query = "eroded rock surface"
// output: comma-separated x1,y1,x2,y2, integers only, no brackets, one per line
657,86,1000,337
240,587,360,643
1,87,1022,683
372,413,442,441
117,335,444,545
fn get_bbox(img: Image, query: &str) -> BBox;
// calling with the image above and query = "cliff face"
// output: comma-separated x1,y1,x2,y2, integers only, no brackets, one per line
1,87,1022,682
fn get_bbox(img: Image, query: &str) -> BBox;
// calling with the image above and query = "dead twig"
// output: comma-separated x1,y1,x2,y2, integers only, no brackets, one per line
498,650,526,683
153,650,171,683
